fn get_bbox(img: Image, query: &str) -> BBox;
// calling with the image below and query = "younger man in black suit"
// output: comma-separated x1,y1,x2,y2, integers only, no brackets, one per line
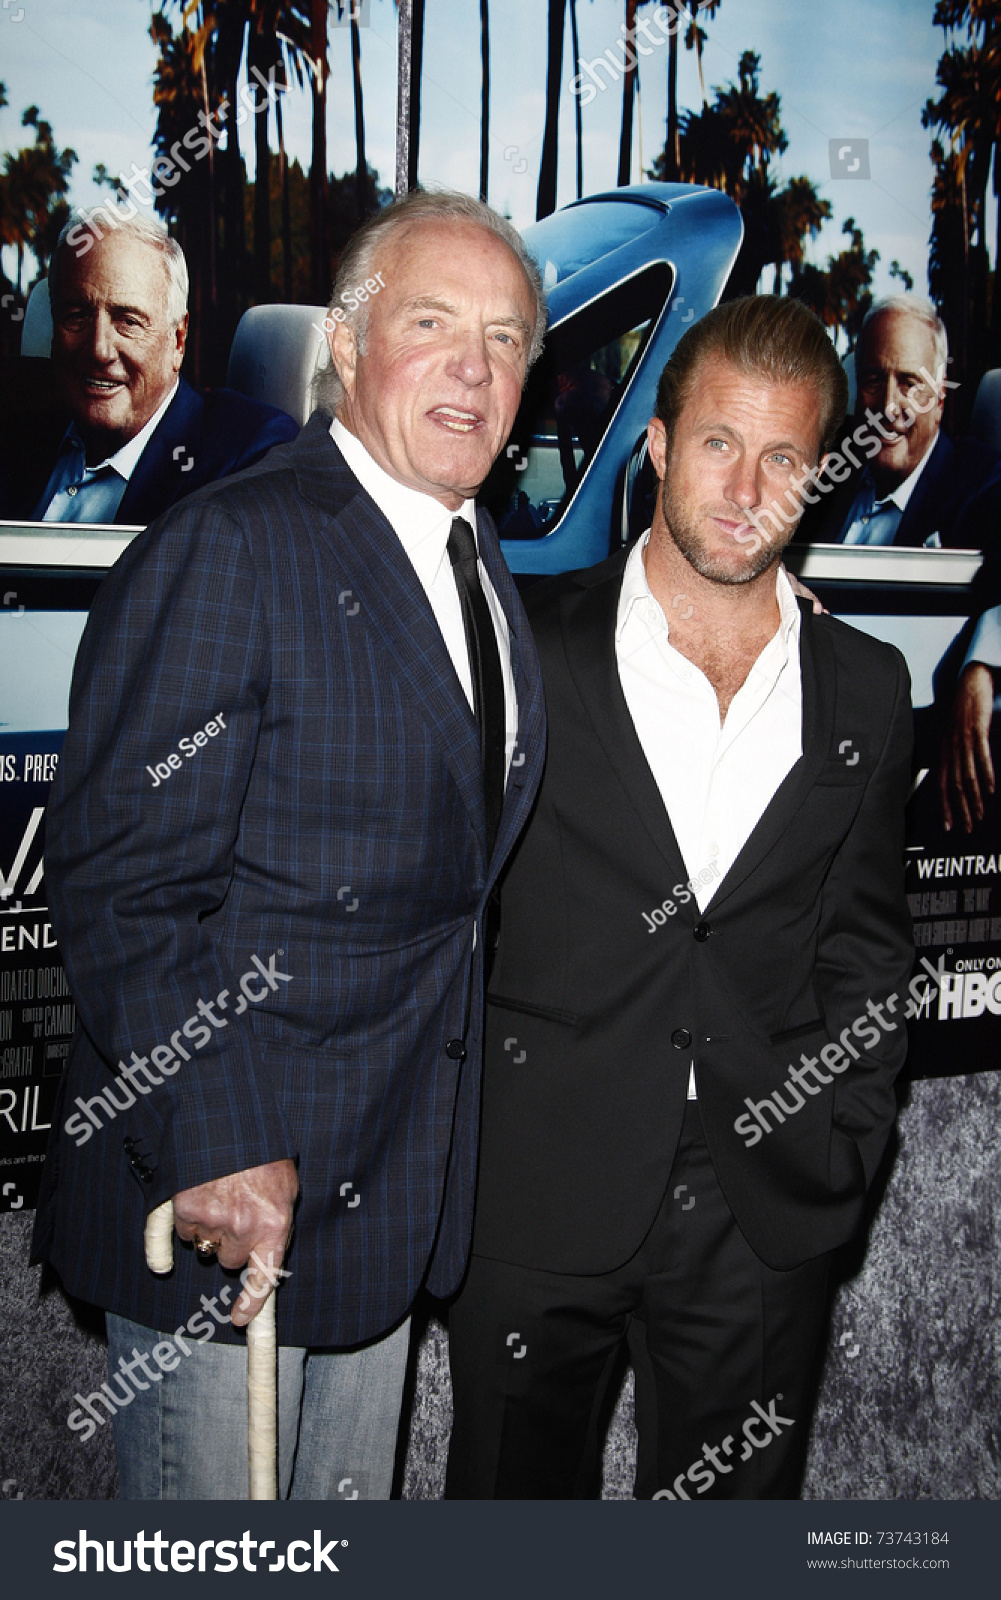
446,296,915,1500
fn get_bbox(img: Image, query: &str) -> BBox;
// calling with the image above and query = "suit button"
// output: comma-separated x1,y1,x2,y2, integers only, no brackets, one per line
445,1039,466,1061
671,1028,692,1049
693,921,711,942
122,1137,135,1152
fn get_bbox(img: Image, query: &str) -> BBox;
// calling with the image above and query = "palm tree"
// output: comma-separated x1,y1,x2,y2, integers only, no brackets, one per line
163,1,249,361
790,217,879,354
395,0,426,194
928,134,971,369
306,0,329,298
654,49,785,204
1,106,76,293
889,260,915,292
772,175,831,293
349,5,368,225
537,0,566,219
479,0,490,203
713,51,787,202
568,0,583,198
923,0,1001,367
663,0,680,178
684,0,721,107
617,0,638,186
248,18,279,302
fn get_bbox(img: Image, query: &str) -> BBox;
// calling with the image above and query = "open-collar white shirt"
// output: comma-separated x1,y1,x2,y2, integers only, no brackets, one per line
616,533,804,1097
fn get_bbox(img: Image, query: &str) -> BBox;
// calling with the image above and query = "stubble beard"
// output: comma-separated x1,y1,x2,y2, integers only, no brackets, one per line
659,475,790,586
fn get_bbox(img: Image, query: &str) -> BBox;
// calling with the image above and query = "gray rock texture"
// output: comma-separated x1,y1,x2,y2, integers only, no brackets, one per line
2,1074,997,1500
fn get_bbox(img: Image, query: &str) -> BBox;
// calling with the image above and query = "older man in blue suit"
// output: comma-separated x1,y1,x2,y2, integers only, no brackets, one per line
2,208,297,526
32,189,547,1501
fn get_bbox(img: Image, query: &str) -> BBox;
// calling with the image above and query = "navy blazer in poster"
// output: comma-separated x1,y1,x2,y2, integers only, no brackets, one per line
1,374,298,525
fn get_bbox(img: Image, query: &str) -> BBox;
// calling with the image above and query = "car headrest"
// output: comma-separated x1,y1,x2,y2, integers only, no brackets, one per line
226,304,331,427
21,278,53,358
970,369,1001,453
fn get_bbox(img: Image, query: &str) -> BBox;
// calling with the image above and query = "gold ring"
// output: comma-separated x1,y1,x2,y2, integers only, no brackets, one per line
194,1237,221,1259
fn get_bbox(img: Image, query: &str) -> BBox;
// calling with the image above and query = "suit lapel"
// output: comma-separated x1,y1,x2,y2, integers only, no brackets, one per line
563,564,838,914
562,555,691,890
118,378,203,526
476,510,547,873
292,418,537,866
895,432,951,548
703,602,836,912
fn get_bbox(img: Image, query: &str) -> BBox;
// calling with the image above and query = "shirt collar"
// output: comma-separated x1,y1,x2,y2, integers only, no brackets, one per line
874,431,938,513
64,380,180,484
330,416,478,588
616,529,801,651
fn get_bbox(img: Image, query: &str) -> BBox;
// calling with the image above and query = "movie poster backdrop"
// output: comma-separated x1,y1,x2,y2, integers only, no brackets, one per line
1,0,998,1189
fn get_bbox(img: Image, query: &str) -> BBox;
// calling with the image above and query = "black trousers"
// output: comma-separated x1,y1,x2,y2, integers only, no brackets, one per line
446,1103,832,1499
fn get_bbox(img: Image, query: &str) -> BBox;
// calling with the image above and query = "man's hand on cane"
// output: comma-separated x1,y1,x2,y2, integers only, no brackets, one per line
172,1158,298,1326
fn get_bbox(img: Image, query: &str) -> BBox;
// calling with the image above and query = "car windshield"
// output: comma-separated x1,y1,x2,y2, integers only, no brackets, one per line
523,199,666,289
481,263,672,539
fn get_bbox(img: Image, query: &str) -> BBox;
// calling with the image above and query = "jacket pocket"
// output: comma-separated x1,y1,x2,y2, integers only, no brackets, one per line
769,1016,826,1045
487,993,581,1027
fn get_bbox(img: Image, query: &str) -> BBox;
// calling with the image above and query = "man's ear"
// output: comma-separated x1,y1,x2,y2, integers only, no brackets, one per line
647,416,669,481
329,319,359,404
173,313,189,369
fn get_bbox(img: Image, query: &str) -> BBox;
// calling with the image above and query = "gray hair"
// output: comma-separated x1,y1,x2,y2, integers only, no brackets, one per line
313,188,547,414
50,204,189,326
860,293,948,378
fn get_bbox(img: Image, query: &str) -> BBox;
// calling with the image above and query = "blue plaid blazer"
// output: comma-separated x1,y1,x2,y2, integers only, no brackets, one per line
31,414,546,1347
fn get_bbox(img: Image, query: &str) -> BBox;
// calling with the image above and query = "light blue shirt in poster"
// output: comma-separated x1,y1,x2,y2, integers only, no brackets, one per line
32,382,178,524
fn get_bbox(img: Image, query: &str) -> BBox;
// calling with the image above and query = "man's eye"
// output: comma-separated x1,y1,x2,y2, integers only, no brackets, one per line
417,317,437,329
706,438,727,450
770,453,793,467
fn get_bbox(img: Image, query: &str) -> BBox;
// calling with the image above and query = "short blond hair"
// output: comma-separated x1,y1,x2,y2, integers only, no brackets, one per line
655,294,848,457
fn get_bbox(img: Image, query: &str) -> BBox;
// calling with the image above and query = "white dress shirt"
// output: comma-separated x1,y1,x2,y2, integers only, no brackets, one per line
330,418,519,779
963,605,1001,711
616,533,804,1096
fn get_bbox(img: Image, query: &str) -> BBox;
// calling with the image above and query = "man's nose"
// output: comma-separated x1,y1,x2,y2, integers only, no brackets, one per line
724,454,761,509
446,328,492,386
863,375,891,417
87,312,118,364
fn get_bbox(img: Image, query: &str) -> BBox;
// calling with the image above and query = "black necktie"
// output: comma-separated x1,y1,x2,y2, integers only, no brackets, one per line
447,516,506,855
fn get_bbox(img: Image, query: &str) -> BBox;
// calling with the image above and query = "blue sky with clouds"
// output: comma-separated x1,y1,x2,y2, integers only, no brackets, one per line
0,0,958,299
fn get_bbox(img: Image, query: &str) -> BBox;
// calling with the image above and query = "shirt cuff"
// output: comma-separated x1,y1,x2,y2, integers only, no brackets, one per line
963,606,1001,672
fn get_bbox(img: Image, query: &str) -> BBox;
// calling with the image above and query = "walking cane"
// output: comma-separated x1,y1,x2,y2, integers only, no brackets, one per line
144,1198,278,1499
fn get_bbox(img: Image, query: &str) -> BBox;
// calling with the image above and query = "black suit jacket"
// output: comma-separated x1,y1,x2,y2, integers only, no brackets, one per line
471,549,914,1276
1,375,298,525
798,428,1001,549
